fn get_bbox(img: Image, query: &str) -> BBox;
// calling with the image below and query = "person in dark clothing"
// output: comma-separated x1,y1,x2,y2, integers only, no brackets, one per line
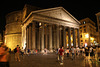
0,45,10,67
85,47,89,62
90,49,94,62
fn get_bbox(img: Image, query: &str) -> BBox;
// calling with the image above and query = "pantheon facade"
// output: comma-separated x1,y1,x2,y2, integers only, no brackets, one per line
5,5,80,51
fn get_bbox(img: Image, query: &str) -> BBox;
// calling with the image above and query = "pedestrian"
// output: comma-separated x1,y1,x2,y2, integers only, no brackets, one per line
90,49,94,62
66,48,69,57
82,47,85,57
20,47,24,59
43,48,47,55
27,48,30,56
76,47,80,57
0,44,10,67
58,46,64,65
15,45,20,61
85,47,89,62
57,48,60,61
71,46,76,60
97,46,100,62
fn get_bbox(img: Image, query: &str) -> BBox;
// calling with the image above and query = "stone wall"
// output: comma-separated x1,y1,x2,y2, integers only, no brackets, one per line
5,4,41,50
5,34,22,50
6,11,22,24
5,11,22,50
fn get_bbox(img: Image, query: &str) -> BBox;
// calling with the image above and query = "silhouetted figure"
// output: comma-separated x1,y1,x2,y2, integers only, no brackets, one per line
0,44,10,67
15,45,20,61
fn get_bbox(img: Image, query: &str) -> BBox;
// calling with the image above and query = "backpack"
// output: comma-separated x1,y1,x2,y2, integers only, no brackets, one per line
14,48,17,53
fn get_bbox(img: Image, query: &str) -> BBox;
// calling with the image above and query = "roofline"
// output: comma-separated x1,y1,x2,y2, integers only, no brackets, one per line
23,7,80,24
5,10,22,18
80,17,95,25
95,12,100,16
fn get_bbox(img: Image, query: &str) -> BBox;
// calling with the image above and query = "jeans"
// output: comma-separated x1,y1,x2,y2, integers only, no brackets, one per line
72,53,75,60
59,55,63,63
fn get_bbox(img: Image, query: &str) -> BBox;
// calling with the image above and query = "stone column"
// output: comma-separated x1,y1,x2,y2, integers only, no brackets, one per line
26,26,29,49
56,25,59,49
53,26,57,49
68,27,71,48
49,25,53,52
63,26,66,48
45,26,48,49
41,23,44,52
77,29,80,47
29,24,32,50
59,26,62,47
45,34,48,49
37,27,41,51
73,28,76,47
32,22,36,50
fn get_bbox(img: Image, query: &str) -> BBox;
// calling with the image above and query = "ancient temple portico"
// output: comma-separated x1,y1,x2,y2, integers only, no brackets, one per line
22,7,80,51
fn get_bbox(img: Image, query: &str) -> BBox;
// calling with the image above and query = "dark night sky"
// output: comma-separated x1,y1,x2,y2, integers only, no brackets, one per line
0,0,100,34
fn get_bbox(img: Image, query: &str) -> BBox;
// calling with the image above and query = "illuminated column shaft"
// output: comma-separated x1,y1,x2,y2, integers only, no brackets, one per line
29,24,32,49
32,22,36,50
56,25,59,48
37,27,41,50
68,27,71,48
49,25,52,51
26,26,29,49
54,27,57,49
73,28,76,47
63,26,66,48
77,29,80,47
59,26,62,47
41,23,44,51
45,26,48,49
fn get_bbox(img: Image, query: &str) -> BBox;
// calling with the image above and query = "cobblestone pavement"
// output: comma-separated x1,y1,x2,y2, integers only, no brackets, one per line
9,53,100,67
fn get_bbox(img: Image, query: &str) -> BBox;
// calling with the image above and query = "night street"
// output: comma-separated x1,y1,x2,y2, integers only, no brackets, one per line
9,53,100,67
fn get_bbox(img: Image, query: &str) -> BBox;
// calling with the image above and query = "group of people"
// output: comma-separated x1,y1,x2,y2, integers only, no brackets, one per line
57,46,100,65
1,43,100,66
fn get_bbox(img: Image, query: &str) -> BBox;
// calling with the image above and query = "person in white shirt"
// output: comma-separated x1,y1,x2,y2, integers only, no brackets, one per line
66,48,69,57
76,47,80,57
71,46,76,60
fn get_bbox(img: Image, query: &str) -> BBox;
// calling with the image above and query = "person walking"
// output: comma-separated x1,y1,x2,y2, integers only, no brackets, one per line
76,47,80,58
90,49,94,62
71,46,76,60
57,48,60,61
0,44,10,67
58,46,64,65
20,47,24,59
15,45,20,61
85,47,89,62
66,48,69,57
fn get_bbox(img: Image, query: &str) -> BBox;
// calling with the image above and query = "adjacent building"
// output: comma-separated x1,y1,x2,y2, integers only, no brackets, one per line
79,18,98,47
96,12,100,44
5,4,80,51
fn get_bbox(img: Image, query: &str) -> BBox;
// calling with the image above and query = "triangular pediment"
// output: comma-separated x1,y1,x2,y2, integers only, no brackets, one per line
31,7,80,25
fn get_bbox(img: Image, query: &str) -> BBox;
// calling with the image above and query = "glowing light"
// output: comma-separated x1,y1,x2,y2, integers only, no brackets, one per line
39,23,41,26
85,43,87,47
71,43,73,46
85,33,89,38
90,37,94,41
71,37,73,41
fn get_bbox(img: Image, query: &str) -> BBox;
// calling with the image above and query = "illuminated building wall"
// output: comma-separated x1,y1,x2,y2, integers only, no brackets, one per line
5,4,80,50
96,12,100,44
79,18,98,46
5,11,22,50
5,4,41,50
